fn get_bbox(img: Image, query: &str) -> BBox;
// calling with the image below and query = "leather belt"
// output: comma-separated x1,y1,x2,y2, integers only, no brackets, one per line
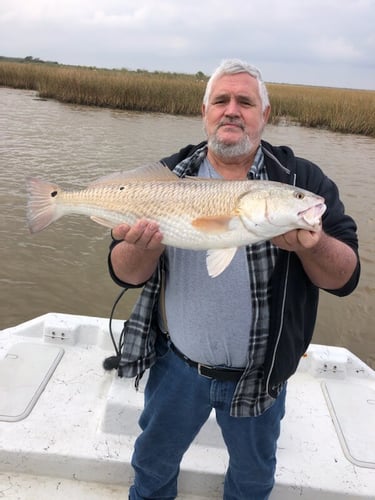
169,341,244,382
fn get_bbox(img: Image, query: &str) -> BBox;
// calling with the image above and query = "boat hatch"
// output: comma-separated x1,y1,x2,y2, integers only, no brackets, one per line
0,342,64,422
322,380,375,469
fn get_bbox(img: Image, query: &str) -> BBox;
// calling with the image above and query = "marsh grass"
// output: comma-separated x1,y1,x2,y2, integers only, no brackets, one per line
1,61,374,137
268,83,374,137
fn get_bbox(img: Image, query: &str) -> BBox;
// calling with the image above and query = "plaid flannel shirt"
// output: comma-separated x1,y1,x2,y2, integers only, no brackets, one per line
118,145,282,417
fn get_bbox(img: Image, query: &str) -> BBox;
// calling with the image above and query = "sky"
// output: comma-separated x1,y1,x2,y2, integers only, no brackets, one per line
0,0,374,90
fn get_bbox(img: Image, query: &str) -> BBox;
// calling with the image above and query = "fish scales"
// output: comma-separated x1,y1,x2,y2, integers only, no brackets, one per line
57,180,250,249
91,179,245,218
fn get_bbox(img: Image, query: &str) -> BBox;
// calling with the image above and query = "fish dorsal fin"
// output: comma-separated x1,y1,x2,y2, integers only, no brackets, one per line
184,176,227,182
89,162,178,187
206,248,238,278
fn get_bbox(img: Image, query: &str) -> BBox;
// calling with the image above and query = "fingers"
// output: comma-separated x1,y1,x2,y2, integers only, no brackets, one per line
111,224,130,241
111,220,164,250
272,228,322,251
271,231,297,250
126,220,163,249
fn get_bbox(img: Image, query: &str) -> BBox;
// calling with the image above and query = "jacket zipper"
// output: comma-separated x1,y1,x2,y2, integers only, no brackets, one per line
265,252,291,394
265,171,297,395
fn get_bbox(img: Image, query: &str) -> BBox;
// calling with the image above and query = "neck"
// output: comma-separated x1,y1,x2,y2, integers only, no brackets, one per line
206,150,257,180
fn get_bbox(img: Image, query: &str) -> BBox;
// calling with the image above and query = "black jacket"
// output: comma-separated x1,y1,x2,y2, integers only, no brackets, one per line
161,140,360,395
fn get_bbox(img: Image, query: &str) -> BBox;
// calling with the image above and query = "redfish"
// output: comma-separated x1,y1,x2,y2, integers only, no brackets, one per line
26,163,326,277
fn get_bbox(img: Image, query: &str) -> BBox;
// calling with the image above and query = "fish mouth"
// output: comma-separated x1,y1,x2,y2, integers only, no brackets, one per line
298,203,326,226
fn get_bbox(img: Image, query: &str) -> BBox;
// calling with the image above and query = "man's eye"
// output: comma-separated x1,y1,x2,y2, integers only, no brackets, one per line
240,100,253,107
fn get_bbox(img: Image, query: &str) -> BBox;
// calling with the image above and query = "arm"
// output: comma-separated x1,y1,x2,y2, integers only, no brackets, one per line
271,227,358,290
110,220,165,286
271,156,360,292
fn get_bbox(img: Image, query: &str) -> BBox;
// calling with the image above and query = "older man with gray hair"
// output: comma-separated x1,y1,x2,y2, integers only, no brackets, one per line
109,59,360,499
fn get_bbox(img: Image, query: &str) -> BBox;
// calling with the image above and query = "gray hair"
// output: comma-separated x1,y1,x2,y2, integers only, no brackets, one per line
203,59,270,111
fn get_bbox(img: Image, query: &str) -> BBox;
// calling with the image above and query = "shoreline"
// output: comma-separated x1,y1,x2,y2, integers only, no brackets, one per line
0,60,374,137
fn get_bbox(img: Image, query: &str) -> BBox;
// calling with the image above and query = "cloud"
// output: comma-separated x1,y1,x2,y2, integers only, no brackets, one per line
311,36,363,62
0,0,374,89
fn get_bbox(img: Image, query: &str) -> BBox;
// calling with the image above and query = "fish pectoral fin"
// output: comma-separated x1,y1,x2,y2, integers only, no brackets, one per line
90,216,116,228
191,215,234,233
206,248,238,278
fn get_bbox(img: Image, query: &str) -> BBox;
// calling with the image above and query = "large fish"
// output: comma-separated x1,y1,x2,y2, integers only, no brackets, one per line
26,163,326,277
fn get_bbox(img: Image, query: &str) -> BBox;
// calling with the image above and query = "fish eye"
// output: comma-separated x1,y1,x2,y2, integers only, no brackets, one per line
294,191,305,200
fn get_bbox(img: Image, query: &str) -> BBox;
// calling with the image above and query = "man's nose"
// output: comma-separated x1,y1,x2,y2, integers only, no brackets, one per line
224,98,241,116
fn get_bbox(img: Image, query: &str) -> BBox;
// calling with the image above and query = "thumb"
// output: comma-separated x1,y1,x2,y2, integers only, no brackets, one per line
297,229,321,248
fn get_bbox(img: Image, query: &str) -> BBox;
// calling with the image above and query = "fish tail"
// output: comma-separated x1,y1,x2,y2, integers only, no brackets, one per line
26,178,63,233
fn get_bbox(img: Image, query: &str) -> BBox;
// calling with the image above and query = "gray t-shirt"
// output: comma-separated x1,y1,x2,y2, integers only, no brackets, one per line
163,159,252,368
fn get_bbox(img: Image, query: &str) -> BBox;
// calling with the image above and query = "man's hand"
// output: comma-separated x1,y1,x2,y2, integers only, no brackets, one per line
112,220,164,251
272,226,357,290
110,220,165,285
271,227,322,252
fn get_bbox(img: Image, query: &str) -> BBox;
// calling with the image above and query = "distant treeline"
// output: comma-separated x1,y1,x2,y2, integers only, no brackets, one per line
0,55,59,65
0,59,374,137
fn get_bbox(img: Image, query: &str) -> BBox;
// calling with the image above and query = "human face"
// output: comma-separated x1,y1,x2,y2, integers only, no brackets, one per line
202,73,271,159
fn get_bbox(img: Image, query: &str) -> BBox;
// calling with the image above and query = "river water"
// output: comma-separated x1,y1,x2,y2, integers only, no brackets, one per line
1,87,374,368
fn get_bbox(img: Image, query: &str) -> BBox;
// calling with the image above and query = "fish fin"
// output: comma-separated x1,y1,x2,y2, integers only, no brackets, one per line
206,248,238,278
89,162,178,186
26,178,62,233
191,215,234,233
90,216,117,228
184,176,224,181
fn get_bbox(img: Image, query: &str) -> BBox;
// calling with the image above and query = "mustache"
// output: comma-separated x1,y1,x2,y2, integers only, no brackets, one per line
216,118,245,131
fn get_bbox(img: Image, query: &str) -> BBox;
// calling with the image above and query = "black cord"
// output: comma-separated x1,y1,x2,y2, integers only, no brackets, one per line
103,287,129,372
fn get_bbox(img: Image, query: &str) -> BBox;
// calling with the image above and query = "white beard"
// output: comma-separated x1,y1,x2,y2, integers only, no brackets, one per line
207,134,254,159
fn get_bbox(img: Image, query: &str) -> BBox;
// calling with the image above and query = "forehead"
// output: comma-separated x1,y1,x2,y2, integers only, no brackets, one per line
210,72,259,97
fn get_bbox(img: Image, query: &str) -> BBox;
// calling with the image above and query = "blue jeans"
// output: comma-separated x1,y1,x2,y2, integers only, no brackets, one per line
129,337,286,500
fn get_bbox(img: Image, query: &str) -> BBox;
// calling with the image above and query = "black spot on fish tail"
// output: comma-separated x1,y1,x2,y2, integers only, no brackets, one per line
51,191,58,197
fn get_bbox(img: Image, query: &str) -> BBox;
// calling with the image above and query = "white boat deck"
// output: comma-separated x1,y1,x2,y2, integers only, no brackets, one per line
0,313,374,499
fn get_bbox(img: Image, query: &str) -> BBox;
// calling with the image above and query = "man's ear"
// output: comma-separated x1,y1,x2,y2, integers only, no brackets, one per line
263,105,271,124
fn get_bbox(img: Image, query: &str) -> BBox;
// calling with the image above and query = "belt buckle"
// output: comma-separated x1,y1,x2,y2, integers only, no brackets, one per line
198,363,213,379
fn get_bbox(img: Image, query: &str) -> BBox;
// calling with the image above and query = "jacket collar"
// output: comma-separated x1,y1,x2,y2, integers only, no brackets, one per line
260,140,296,185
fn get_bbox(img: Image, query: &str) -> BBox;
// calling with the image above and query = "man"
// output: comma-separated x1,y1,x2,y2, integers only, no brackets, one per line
108,59,360,499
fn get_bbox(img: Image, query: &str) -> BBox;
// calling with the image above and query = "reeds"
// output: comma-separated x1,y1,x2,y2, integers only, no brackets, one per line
1,61,374,137
268,83,374,137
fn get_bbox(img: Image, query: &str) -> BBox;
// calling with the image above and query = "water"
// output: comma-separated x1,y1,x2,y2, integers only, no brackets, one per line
1,88,374,368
